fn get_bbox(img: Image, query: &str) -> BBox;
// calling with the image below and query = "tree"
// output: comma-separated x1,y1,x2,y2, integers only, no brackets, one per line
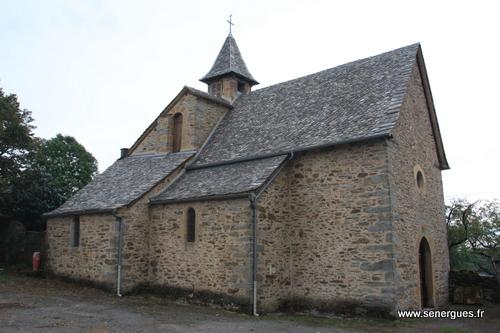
0,88,35,217
11,134,98,222
32,134,98,203
447,199,500,275
447,199,477,250
1,87,98,226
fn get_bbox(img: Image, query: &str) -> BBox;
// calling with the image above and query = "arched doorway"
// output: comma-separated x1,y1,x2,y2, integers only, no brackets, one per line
419,237,434,308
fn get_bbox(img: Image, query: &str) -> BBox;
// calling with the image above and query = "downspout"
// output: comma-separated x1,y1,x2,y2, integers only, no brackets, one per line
249,193,258,316
112,209,124,297
249,152,294,316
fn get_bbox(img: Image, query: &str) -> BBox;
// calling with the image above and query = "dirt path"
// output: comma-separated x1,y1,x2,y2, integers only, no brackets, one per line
0,270,498,332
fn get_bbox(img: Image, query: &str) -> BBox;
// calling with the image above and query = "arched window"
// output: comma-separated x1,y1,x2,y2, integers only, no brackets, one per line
414,165,426,191
187,208,196,242
172,113,183,152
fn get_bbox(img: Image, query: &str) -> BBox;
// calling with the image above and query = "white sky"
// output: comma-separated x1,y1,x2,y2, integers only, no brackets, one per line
1,0,499,203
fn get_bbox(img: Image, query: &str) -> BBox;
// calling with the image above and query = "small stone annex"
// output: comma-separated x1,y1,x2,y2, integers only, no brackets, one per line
44,32,450,317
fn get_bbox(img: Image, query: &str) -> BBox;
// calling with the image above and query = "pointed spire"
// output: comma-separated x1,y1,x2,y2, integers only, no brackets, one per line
200,34,258,85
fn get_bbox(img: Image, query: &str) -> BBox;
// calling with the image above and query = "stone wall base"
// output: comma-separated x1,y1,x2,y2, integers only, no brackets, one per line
46,271,116,293
130,283,252,312
43,273,399,318
278,297,395,319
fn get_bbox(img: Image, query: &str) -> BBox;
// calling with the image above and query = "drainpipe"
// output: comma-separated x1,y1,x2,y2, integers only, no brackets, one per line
112,209,124,297
249,193,258,316
249,152,293,317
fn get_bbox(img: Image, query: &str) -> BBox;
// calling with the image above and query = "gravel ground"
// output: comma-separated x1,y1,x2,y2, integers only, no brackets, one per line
0,270,499,333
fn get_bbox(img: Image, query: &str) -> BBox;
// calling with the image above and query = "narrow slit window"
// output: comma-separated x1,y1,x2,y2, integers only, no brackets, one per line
416,170,425,189
71,216,80,247
172,113,183,152
187,208,196,242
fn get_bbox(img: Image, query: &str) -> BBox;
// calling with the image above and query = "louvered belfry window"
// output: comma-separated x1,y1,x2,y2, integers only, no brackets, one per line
187,208,196,242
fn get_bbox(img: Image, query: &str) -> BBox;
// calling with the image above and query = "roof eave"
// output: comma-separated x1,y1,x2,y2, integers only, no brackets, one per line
43,208,115,219
189,133,392,171
150,192,250,205
200,71,259,86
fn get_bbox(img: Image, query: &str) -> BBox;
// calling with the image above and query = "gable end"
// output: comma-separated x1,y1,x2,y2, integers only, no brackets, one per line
127,86,232,156
415,47,449,170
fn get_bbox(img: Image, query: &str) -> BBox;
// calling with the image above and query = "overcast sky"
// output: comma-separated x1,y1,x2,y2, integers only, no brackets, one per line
1,0,499,203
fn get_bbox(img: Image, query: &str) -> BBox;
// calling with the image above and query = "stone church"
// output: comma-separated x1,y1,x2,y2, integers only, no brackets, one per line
45,32,450,316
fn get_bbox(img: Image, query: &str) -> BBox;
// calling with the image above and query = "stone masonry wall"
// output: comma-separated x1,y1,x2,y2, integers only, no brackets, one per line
252,142,398,314
130,93,228,155
255,169,292,311
148,198,253,305
388,63,449,311
116,165,187,291
46,162,189,292
46,214,117,288
284,144,396,314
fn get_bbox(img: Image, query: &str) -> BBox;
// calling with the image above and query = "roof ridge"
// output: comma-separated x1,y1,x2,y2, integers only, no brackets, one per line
249,43,420,95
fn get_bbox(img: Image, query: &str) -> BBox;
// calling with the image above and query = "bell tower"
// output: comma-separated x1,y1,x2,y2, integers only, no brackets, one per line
200,29,258,101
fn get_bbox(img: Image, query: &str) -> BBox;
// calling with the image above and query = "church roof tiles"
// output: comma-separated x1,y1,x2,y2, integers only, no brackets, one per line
47,41,449,213
151,155,287,204
152,43,448,204
44,151,194,217
193,43,420,168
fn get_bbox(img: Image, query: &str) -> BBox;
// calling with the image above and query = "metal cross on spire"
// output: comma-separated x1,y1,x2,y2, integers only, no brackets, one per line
227,14,235,35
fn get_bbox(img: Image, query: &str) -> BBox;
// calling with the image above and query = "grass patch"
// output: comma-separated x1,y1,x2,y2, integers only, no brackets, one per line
438,327,474,333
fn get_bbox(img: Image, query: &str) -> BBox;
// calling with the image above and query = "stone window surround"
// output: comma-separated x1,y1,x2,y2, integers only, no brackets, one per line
69,216,80,248
414,164,426,191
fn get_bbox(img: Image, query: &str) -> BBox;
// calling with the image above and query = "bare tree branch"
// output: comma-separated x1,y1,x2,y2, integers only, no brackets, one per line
448,202,477,249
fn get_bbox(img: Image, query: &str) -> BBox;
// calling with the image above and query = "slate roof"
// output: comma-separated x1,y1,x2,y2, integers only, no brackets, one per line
192,44,420,168
49,42,448,211
200,34,259,85
152,43,450,204
45,151,194,217
151,155,287,204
